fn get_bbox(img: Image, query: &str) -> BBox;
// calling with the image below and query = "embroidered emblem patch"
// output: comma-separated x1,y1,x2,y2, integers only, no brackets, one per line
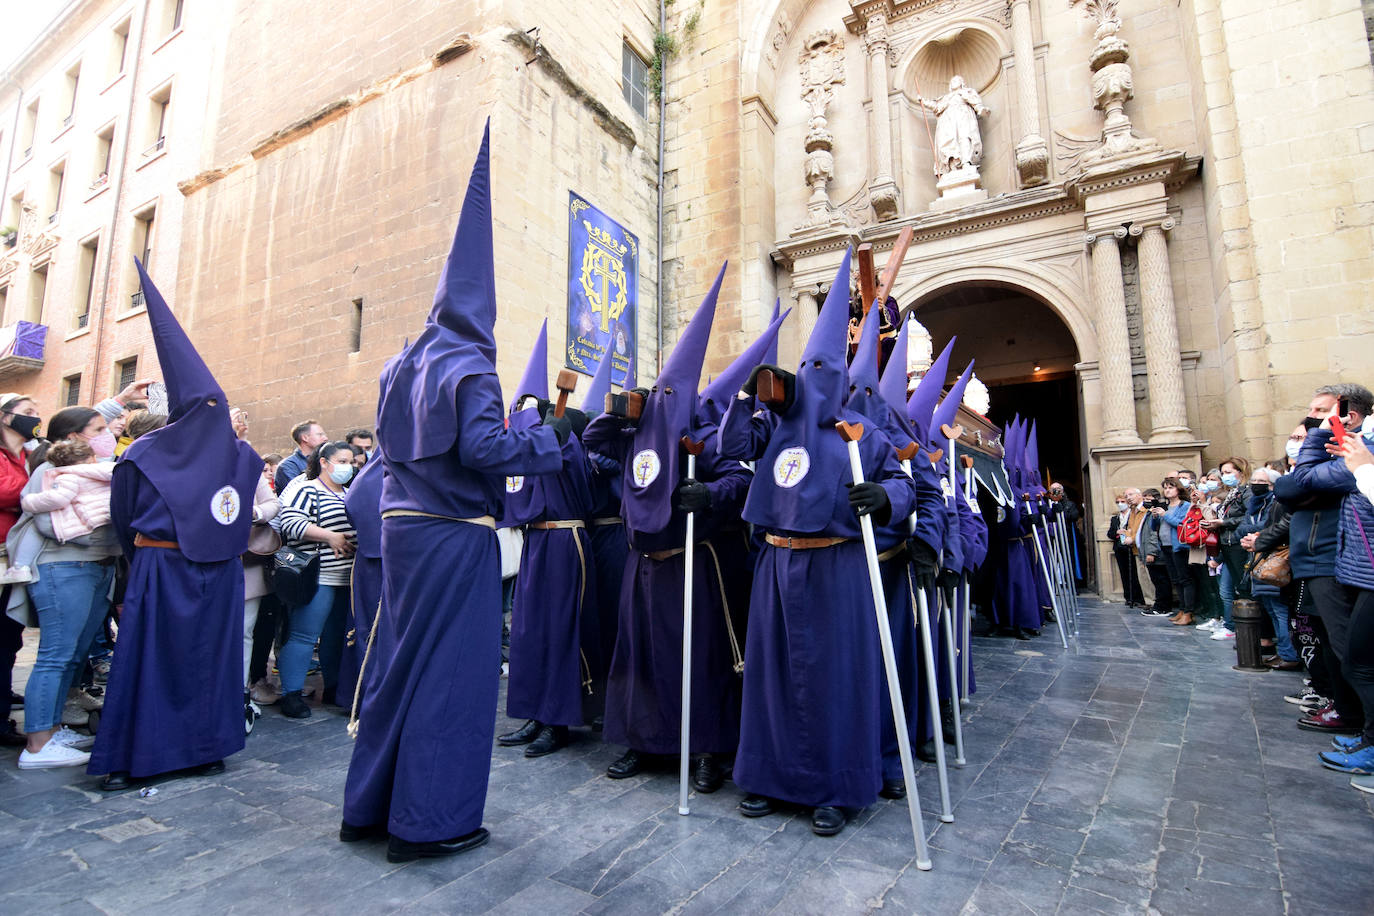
505,476,524,493
211,486,241,526
631,449,661,488
772,446,810,488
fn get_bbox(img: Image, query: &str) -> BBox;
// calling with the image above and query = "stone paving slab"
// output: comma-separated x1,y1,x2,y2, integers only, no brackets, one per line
2,596,1373,914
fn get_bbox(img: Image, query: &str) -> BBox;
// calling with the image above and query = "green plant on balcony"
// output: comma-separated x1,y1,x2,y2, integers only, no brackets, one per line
0,226,15,248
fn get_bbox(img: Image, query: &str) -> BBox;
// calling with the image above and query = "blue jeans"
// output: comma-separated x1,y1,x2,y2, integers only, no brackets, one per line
1218,561,1235,631
1258,593,1298,662
24,560,114,732
278,585,348,694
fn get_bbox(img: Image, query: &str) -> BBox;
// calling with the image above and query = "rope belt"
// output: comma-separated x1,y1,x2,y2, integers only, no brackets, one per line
134,533,179,550
528,520,586,530
763,534,850,551
877,542,907,563
381,510,495,528
591,517,624,527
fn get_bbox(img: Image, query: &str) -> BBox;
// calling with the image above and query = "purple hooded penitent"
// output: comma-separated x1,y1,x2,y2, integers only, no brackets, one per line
1026,419,1047,500
929,359,975,450
906,337,956,445
763,299,782,366
620,263,725,534
118,258,262,564
508,319,549,434
376,121,501,462
697,303,791,427
580,323,619,413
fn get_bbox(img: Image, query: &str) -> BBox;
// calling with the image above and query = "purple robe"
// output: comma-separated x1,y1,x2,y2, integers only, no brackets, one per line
586,453,628,688
89,464,245,777
505,434,599,727
582,416,750,755
339,455,384,707
343,374,561,843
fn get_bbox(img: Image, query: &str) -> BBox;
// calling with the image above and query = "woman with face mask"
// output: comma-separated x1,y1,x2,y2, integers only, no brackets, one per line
1107,494,1142,608
10,407,123,768
1204,457,1254,641
0,393,40,749
1237,468,1298,667
275,441,356,718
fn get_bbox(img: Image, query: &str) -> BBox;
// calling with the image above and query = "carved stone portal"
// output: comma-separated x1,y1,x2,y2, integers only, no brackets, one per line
1071,0,1160,165
797,29,847,230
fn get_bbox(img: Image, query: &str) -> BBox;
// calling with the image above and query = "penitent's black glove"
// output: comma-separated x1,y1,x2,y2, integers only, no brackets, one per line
563,407,589,439
674,480,712,513
910,539,940,586
846,481,891,523
542,409,571,445
937,568,961,590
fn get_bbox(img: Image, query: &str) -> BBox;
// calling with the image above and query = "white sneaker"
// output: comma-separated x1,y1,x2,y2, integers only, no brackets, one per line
18,740,90,769
1210,628,1236,641
1195,619,1218,630
50,726,95,750
1352,774,1374,795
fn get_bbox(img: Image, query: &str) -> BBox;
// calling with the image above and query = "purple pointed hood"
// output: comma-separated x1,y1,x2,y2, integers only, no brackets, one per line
119,259,262,563
878,317,910,413
1026,419,1046,498
906,336,956,443
377,121,500,462
1005,416,1024,495
763,299,782,365
511,318,549,410
929,359,975,449
843,303,883,421
738,253,856,533
621,263,724,534
698,303,790,426
580,323,618,413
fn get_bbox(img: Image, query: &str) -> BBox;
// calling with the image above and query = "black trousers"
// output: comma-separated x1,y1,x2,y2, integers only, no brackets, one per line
1114,544,1144,605
1306,576,1372,735
249,593,286,684
1146,562,1173,613
1162,549,1195,613
0,612,21,718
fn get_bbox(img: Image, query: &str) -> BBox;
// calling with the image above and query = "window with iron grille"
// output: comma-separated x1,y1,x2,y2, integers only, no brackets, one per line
63,374,81,407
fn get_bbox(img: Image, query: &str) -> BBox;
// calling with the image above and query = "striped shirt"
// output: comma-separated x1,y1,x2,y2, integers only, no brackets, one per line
279,478,355,586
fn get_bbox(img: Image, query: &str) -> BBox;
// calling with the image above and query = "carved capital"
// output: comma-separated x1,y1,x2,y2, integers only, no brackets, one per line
1112,226,1129,241
863,13,889,54
1014,135,1050,187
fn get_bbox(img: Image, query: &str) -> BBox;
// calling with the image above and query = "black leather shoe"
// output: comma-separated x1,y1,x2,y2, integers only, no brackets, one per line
739,794,775,818
607,749,643,779
279,691,311,719
386,827,491,863
0,719,25,748
879,778,906,799
811,806,847,836
524,725,567,758
100,771,133,792
691,754,725,794
339,820,387,843
497,719,540,747
940,701,958,746
916,739,938,763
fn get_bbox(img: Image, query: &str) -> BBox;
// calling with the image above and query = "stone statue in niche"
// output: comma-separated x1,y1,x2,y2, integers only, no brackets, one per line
917,76,989,176
916,75,991,210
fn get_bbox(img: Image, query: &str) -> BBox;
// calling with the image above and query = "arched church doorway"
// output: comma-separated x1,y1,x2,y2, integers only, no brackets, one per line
906,282,1094,587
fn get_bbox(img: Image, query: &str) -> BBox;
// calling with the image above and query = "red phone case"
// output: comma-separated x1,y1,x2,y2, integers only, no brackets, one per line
1331,415,1348,445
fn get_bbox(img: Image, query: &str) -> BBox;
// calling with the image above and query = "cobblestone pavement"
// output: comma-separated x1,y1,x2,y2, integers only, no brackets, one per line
3,597,1373,914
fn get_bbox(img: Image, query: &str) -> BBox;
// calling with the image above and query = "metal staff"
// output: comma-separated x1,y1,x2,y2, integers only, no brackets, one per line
940,425,972,749
678,436,706,816
1053,510,1079,634
838,422,932,870
1024,493,1070,648
960,457,975,705
1041,501,1075,637
897,443,954,824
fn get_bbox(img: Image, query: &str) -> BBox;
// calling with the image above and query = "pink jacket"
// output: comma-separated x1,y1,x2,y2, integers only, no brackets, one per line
21,463,114,543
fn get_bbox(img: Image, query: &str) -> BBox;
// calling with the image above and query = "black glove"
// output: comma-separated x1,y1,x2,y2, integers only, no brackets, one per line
846,481,891,522
742,364,796,414
534,397,554,417
937,568,961,591
910,538,939,586
563,407,589,439
542,409,571,445
674,480,711,513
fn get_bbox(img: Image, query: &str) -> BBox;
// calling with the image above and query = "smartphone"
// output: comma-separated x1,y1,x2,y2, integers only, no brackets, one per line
1331,412,1348,445
1338,397,1350,417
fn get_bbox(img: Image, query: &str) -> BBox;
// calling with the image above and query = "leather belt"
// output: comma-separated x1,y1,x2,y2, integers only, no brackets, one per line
591,517,624,526
877,542,907,563
642,540,709,562
529,520,586,530
764,534,850,551
381,510,496,529
134,533,179,550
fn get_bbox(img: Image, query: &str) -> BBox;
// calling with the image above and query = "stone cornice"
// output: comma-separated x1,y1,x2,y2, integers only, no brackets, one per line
1067,150,1200,203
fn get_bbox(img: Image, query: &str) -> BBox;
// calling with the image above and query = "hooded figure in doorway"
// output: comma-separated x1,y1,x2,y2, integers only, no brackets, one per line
341,123,568,864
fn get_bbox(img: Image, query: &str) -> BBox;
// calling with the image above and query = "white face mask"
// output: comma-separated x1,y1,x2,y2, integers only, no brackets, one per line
1285,439,1302,462
1116,501,1128,511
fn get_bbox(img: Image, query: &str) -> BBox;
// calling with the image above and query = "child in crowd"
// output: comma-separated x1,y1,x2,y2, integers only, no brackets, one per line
20,440,114,543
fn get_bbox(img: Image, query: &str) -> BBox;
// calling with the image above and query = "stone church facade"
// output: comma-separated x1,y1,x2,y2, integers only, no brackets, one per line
1,0,1371,592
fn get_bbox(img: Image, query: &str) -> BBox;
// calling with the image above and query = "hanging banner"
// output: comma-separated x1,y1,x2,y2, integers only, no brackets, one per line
567,191,637,387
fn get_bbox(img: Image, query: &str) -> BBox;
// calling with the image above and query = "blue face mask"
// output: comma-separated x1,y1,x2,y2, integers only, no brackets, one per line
1221,473,1239,487
329,463,355,485
1201,480,1218,493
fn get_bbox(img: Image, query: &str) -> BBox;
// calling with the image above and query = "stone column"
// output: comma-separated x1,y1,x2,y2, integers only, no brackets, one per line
1088,227,1141,445
1008,0,1048,186
795,288,819,353
1133,218,1191,442
865,15,899,220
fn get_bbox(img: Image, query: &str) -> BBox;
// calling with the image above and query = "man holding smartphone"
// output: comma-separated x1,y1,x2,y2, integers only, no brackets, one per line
1276,384,1373,741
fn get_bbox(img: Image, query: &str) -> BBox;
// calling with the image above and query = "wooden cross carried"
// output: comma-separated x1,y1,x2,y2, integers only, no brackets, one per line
855,226,915,319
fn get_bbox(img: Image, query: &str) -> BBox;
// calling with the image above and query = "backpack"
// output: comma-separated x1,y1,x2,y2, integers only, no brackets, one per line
1177,505,1206,546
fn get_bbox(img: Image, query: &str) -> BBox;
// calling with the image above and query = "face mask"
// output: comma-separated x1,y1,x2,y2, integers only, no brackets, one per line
329,463,355,485
1221,473,1238,487
1178,478,1192,488
6,413,40,440
1303,416,1323,430
1250,483,1270,496
1201,481,1218,493
1116,501,1128,511
86,430,117,459
1285,440,1302,461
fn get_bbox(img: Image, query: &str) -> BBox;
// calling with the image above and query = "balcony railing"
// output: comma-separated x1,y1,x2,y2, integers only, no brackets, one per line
62,114,73,128
131,290,145,308
90,173,108,191
76,312,89,329
0,321,47,380
141,136,165,157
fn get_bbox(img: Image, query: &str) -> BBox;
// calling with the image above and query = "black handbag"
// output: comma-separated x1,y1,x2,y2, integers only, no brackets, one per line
269,544,319,607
